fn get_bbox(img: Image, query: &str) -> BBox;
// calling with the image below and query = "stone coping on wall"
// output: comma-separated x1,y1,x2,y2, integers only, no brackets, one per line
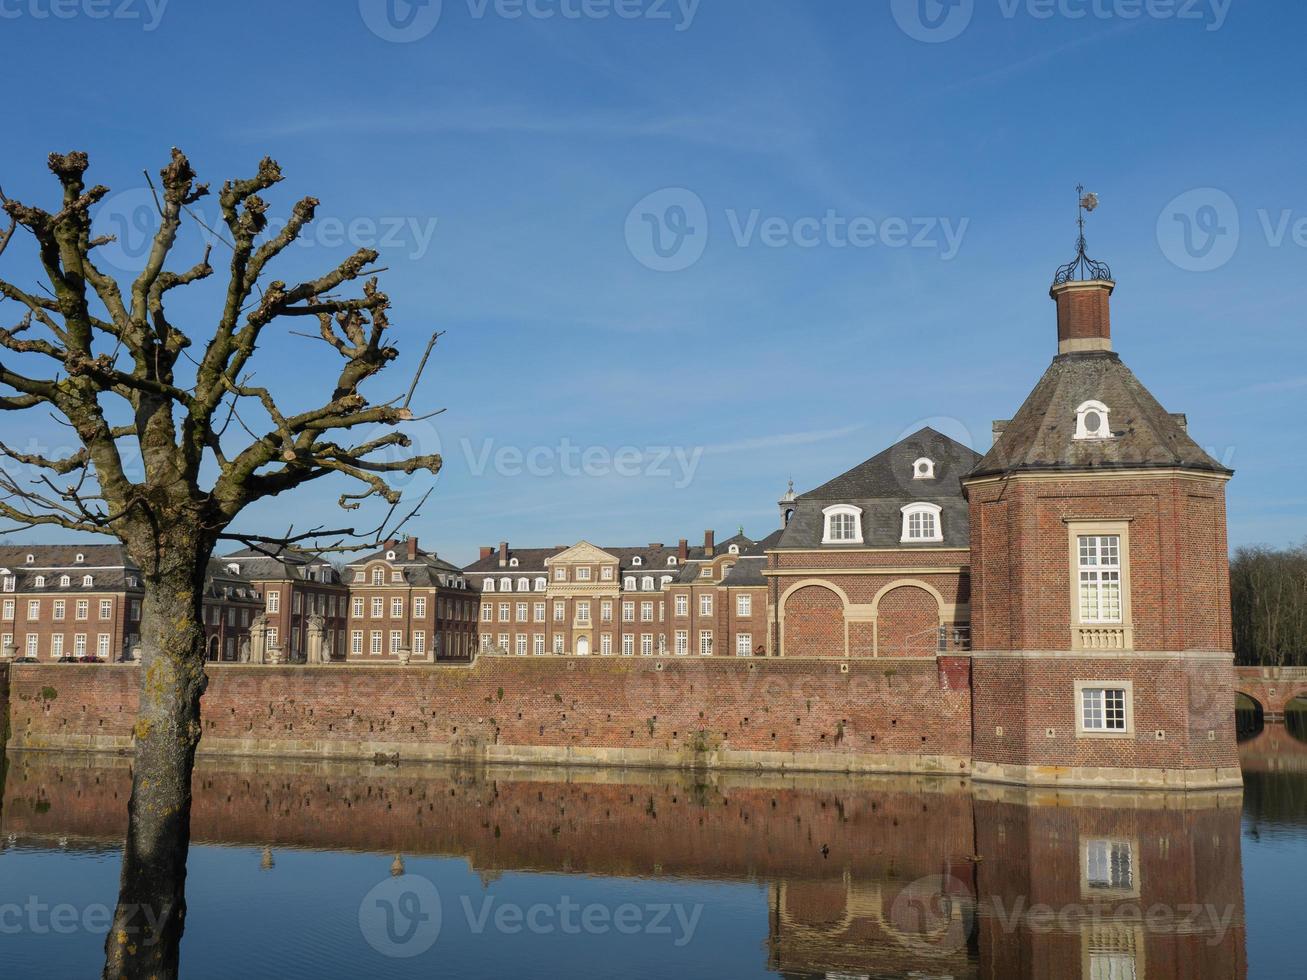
970,760,1245,791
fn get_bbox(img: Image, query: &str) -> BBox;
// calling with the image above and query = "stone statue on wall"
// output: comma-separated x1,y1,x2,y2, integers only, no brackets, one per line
306,615,328,664
249,613,270,665
0,640,15,663
238,637,251,664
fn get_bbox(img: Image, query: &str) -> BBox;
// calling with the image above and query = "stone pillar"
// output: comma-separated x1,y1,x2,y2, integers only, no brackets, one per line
307,615,327,664
249,614,270,665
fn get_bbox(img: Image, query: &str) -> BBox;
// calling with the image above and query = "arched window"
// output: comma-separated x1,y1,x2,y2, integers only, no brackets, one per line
632,556,643,566
59,575,71,587
484,578,495,592
1074,400,1113,440
641,576,654,591
728,544,740,555
517,578,529,592
385,550,396,560
509,557,519,568
900,502,944,543
34,575,45,588
74,553,84,563
82,575,93,587
534,577,547,592
499,577,511,592
821,504,863,544
624,576,636,591
913,457,936,480
371,568,384,585
667,557,677,566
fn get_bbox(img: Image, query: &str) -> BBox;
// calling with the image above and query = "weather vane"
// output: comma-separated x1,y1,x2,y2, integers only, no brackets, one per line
1053,184,1112,285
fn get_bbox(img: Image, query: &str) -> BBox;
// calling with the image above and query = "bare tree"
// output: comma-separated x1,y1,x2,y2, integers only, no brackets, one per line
0,150,441,978
1231,540,1307,667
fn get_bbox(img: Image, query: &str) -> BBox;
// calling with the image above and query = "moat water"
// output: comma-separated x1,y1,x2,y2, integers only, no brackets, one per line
1,713,1305,979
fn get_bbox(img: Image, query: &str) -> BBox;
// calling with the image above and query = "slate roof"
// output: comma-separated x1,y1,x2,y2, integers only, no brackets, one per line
969,351,1230,479
776,428,980,550
720,556,767,587
346,542,468,588
0,544,141,592
221,547,342,585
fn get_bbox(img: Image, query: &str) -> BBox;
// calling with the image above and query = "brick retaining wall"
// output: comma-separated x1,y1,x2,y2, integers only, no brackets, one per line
4,657,973,776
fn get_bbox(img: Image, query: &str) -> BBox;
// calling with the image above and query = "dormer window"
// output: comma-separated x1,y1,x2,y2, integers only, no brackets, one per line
60,575,71,587
499,577,511,592
25,554,34,564
34,575,45,588
1075,400,1113,440
517,577,530,590
82,575,93,587
821,504,863,544
667,557,677,567
728,544,740,555
534,577,546,592
509,558,519,568
385,550,396,560
901,502,944,543
484,578,496,592
371,569,384,585
632,556,643,567
74,553,84,563
624,576,636,590
642,576,654,591
913,458,936,480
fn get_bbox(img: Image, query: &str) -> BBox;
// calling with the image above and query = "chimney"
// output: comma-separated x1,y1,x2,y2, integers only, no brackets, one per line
703,530,715,557
479,546,493,561
405,537,419,561
1050,279,1113,354
498,541,509,568
678,539,688,562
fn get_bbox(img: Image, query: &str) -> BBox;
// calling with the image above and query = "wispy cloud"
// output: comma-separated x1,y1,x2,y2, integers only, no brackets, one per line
700,423,865,456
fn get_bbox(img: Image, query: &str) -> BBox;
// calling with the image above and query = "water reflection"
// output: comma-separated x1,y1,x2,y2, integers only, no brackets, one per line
1,754,1249,979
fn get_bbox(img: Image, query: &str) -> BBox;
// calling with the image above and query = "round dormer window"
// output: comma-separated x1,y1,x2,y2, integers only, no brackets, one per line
912,458,935,480
1074,400,1113,440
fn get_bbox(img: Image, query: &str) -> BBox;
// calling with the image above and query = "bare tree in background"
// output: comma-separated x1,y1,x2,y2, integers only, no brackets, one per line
1231,541,1307,667
0,150,441,979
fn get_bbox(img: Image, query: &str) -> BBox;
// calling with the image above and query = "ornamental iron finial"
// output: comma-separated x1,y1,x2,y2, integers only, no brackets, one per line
1053,185,1113,286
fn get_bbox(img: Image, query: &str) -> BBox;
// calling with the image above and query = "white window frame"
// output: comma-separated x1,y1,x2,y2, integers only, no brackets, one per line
900,502,944,543
1074,399,1113,440
621,634,634,657
736,633,753,657
912,457,936,480
266,591,280,613
675,594,688,617
1075,681,1134,737
414,596,427,618
736,594,752,617
699,630,713,656
821,504,863,545
699,594,712,616
674,630,688,656
1081,838,1139,898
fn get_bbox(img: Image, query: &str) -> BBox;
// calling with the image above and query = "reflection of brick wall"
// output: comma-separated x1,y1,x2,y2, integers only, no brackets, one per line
5,659,972,771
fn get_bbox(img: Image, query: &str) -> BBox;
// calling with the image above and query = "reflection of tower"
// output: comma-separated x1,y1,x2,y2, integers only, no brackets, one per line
260,846,274,871
973,791,1247,980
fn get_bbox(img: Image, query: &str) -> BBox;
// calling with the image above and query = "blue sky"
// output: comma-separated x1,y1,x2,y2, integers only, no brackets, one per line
1,0,1303,563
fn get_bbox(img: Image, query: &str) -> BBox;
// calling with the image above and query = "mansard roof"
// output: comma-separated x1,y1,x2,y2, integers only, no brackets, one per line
968,351,1230,480
776,428,979,550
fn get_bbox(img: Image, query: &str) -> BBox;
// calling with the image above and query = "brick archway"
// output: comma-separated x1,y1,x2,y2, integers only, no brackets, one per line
782,584,847,658
874,585,941,658
1234,667,1307,721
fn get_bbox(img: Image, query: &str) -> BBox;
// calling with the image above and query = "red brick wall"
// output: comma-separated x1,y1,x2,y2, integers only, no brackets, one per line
876,586,940,657
783,586,845,658
968,473,1232,654
5,659,972,770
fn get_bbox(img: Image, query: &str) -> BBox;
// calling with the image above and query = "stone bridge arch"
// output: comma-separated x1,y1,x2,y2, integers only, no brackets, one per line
1234,667,1307,722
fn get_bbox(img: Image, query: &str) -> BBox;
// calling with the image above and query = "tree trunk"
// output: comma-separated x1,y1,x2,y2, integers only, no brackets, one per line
103,556,209,980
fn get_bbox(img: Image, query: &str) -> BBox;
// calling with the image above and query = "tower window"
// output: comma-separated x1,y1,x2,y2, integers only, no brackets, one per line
1074,400,1113,440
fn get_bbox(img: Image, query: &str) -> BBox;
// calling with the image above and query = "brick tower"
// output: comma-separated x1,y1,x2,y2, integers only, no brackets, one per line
965,201,1242,790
